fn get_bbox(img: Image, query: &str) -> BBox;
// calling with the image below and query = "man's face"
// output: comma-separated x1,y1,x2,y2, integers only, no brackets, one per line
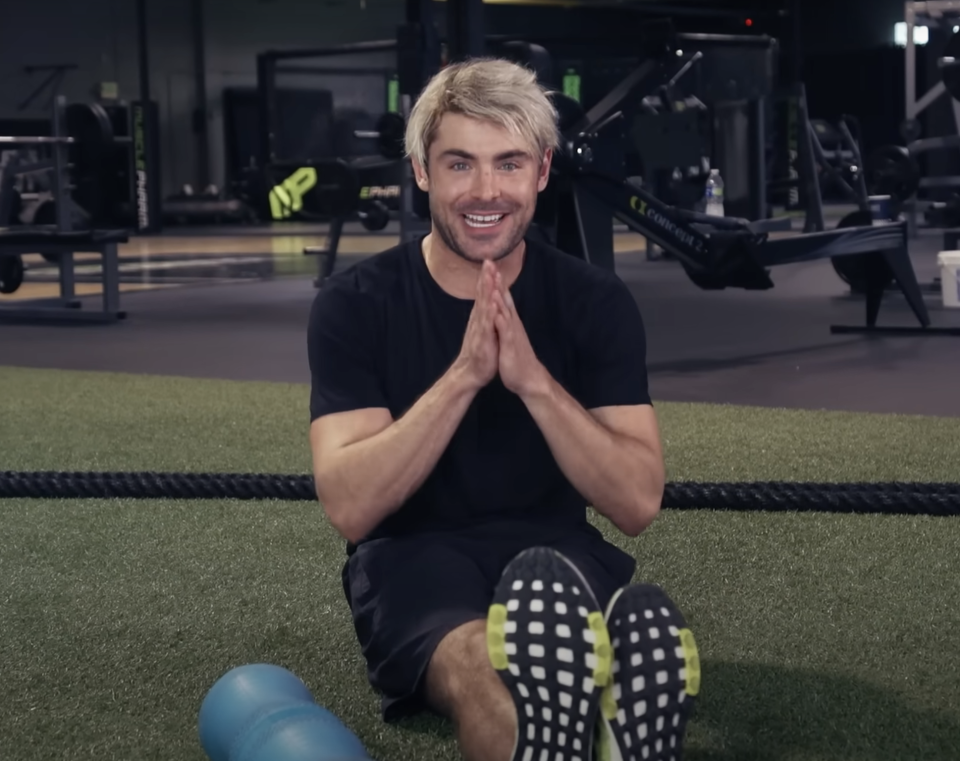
414,113,552,264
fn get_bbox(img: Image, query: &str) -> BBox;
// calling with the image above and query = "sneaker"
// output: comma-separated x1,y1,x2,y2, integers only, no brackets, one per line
487,546,613,761
594,585,700,761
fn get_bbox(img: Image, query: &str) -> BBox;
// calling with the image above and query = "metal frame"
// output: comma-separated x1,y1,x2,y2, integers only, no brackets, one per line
256,41,398,169
0,97,130,322
556,54,960,336
904,1,960,233
0,232,127,323
905,1,960,124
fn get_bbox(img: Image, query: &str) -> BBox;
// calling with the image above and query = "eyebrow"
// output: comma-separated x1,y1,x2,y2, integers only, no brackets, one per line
438,149,532,162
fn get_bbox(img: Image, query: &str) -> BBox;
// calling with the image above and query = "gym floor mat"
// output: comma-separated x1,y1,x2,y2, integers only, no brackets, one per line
1,366,958,761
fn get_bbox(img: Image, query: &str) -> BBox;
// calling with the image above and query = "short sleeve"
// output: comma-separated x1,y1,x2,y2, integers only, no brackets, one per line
307,280,389,421
575,276,652,409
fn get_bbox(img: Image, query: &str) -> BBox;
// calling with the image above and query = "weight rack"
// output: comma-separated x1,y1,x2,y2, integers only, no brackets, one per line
0,95,128,323
903,0,960,236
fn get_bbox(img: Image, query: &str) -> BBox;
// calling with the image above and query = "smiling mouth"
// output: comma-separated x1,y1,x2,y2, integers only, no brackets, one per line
463,212,507,228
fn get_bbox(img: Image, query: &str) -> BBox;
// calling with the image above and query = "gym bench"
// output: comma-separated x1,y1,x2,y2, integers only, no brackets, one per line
0,229,128,323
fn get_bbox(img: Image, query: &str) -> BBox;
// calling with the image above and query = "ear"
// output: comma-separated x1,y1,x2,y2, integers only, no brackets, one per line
412,157,430,192
537,148,553,192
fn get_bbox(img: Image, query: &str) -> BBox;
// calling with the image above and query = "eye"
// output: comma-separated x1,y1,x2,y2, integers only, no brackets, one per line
501,162,519,171
451,162,469,171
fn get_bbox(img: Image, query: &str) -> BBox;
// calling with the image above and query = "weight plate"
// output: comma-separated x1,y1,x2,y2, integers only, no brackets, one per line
864,145,920,202
830,209,894,294
359,199,390,231
65,103,115,219
33,199,56,226
0,254,25,294
552,92,586,136
1,188,23,226
30,200,64,261
375,112,406,160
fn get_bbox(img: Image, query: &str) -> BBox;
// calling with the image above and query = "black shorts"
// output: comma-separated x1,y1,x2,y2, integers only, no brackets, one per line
341,519,637,722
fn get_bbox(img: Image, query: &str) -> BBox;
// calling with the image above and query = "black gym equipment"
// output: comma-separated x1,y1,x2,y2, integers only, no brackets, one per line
252,42,419,241
543,50,957,336
0,95,128,322
898,9,960,235
765,83,914,295
134,0,162,233
0,252,25,294
864,145,921,204
830,210,895,294
4,470,960,517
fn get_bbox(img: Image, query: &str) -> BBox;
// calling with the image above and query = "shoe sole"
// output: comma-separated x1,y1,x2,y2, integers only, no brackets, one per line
487,546,613,761
596,585,700,761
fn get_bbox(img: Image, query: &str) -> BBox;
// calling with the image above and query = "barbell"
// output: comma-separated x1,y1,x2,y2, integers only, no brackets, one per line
0,136,75,144
353,112,406,160
863,144,920,204
0,102,132,223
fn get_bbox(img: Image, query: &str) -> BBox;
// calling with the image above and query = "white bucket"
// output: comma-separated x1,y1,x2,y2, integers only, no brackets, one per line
936,251,960,308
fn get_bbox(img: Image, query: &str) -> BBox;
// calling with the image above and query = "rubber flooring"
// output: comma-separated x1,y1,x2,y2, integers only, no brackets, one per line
1,222,959,419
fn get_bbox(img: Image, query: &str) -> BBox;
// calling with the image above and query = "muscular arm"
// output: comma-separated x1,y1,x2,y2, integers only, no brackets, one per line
310,361,479,544
521,377,664,536
492,267,662,536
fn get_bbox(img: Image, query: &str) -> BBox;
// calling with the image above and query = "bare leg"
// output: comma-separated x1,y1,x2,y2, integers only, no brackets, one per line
425,620,519,761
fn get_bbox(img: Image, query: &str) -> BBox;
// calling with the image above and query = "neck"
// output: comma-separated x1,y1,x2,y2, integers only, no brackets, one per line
421,233,526,300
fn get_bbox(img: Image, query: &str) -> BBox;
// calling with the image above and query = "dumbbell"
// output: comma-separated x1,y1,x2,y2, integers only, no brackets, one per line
358,200,390,232
198,663,374,761
353,113,406,160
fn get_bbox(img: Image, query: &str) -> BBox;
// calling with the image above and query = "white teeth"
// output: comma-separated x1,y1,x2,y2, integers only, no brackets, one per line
464,213,504,227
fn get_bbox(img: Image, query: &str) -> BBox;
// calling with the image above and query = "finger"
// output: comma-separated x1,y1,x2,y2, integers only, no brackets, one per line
491,287,509,315
476,267,490,299
500,283,517,316
482,261,496,292
492,287,513,325
494,310,509,337
483,263,500,299
492,292,508,322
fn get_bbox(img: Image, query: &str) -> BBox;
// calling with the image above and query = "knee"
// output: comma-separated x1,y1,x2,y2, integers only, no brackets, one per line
427,622,514,719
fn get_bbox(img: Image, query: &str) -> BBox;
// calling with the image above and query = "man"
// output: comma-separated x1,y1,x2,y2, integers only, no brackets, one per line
308,58,699,761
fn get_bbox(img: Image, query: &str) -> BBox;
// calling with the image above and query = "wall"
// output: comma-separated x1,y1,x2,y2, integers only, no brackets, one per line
797,0,906,54
0,0,403,199
0,0,194,197
203,0,403,190
0,0,937,198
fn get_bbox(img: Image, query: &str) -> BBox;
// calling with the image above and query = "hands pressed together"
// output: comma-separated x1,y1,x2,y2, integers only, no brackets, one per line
457,259,548,398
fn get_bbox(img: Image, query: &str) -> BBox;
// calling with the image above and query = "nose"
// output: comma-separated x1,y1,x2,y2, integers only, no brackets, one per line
470,165,500,202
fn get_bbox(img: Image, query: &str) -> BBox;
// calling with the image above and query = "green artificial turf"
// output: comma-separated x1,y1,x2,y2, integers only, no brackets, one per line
1,365,959,761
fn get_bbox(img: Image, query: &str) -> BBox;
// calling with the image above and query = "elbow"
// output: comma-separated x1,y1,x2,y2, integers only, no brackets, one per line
616,487,664,538
335,518,369,546
314,477,363,545
314,477,385,545
321,497,369,545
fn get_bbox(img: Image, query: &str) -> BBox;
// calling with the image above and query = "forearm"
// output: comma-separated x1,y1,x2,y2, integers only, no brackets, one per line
521,375,664,536
317,363,478,542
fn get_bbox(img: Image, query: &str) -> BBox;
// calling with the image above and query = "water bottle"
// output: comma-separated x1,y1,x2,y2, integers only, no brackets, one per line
704,169,725,217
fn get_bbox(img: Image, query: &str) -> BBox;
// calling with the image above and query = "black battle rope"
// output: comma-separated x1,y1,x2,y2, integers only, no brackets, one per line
1,471,960,516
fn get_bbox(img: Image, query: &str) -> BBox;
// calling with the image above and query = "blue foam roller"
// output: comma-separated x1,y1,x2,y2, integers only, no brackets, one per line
199,664,316,761
230,702,370,761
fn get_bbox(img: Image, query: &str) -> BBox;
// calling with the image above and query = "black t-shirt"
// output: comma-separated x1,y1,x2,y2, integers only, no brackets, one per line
307,236,651,546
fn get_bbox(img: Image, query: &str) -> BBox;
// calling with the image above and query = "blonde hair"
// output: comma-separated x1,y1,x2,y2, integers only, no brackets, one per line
404,57,560,169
